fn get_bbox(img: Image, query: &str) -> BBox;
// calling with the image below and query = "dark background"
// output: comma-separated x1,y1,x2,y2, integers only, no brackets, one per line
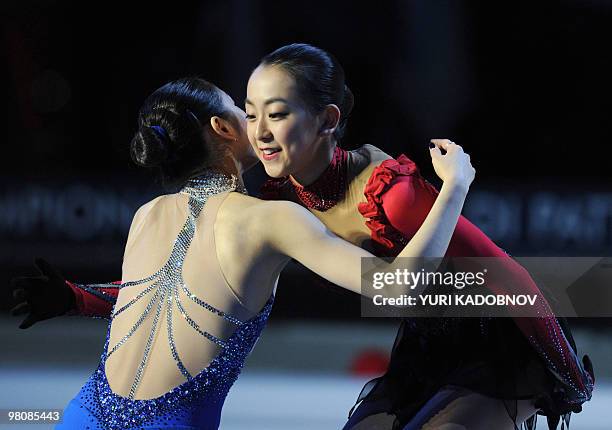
2,0,612,321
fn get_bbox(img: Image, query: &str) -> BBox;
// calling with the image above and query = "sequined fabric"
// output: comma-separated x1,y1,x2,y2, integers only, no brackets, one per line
57,171,275,429
66,281,120,320
260,146,348,211
62,295,273,430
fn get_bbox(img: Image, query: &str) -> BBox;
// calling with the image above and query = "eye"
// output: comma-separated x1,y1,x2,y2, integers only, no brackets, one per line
269,112,288,119
245,114,256,120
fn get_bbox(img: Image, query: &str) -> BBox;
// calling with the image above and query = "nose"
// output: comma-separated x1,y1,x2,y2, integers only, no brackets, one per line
255,117,273,143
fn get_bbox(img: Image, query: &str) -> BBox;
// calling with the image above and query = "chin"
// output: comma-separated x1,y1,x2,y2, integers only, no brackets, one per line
262,162,289,178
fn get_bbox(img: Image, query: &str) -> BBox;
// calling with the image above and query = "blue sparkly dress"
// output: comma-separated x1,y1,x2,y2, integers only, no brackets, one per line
56,172,275,430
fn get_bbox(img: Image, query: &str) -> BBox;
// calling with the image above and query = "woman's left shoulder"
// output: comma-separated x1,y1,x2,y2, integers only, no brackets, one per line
347,144,391,182
349,144,421,184
350,144,392,165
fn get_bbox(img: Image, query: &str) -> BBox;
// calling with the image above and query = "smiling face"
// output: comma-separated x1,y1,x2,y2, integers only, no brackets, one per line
245,65,326,180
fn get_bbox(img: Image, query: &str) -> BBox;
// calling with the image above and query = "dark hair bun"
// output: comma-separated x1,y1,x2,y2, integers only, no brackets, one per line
129,78,231,189
130,126,170,168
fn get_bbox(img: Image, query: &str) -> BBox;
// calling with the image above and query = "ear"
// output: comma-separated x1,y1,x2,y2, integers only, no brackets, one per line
318,104,341,137
210,116,238,141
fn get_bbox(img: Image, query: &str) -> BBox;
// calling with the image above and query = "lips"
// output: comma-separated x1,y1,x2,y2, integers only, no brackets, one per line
259,147,281,161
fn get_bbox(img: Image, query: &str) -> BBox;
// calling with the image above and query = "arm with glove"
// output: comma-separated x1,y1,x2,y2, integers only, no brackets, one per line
10,258,119,328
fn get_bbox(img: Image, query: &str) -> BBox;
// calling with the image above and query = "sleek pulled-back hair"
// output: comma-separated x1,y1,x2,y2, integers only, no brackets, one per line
130,78,232,188
259,43,354,140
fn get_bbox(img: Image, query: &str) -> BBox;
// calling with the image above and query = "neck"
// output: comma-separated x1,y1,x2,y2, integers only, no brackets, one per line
220,153,239,176
290,140,336,186
219,154,246,187
190,154,245,188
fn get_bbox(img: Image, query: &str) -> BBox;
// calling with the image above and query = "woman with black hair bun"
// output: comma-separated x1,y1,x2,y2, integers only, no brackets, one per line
11,76,474,429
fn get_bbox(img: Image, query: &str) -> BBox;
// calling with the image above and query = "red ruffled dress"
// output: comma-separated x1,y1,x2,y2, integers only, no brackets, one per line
261,146,594,430
68,146,594,430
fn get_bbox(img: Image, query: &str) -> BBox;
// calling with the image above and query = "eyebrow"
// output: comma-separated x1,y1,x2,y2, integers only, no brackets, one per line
244,97,289,106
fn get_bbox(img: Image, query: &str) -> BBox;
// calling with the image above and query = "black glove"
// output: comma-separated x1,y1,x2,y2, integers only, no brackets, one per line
9,258,76,329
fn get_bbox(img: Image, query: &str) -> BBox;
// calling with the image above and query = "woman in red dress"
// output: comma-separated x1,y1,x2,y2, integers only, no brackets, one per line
244,43,594,430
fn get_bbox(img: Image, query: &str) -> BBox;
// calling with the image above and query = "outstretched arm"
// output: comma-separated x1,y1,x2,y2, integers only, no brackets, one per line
10,258,120,328
66,280,120,318
264,140,473,298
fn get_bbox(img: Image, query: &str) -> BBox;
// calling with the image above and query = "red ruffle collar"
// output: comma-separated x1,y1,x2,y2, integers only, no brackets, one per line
260,146,348,211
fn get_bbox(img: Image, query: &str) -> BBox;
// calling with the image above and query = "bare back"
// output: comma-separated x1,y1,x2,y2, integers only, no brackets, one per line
106,189,276,400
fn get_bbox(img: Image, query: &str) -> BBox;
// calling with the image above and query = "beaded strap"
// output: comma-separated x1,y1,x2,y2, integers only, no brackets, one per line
106,170,247,400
